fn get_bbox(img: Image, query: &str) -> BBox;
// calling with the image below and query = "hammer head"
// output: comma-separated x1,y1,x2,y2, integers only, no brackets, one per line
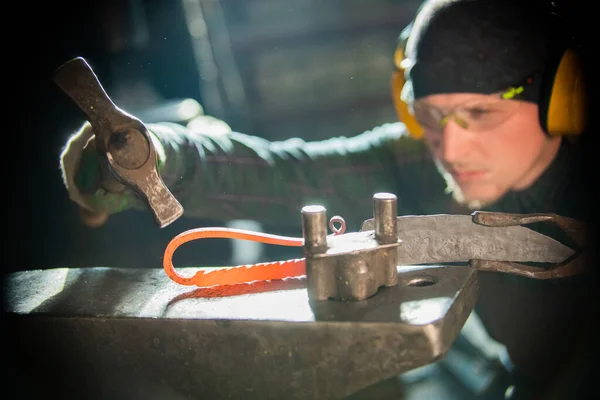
54,56,184,228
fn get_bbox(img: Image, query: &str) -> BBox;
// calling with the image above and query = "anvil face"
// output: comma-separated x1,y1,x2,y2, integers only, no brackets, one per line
4,264,476,399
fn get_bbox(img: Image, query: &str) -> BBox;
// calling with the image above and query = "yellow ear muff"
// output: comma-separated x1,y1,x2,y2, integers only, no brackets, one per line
391,46,424,139
544,48,587,136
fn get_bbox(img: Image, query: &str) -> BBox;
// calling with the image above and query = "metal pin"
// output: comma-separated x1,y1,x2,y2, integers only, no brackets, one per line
302,205,328,254
374,193,398,245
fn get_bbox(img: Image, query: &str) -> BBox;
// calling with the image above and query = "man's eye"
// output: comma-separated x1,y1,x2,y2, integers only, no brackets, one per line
466,108,489,119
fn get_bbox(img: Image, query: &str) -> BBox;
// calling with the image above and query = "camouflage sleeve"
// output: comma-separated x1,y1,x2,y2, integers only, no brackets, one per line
143,121,449,230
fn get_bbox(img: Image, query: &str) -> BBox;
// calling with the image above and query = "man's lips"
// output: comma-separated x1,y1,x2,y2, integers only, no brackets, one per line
448,168,489,182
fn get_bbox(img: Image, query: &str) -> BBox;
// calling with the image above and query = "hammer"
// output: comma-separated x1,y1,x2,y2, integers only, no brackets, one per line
53,57,184,228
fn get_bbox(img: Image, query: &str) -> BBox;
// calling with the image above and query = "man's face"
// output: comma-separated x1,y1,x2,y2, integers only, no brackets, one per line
412,93,562,207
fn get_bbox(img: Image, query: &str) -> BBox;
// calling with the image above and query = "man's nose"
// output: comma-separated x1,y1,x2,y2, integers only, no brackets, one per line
441,119,471,163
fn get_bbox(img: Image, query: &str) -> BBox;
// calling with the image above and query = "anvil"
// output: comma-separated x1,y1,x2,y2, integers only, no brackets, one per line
3,196,586,400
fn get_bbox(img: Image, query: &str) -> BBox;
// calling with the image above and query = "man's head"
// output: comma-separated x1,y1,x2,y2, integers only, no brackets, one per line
401,0,563,208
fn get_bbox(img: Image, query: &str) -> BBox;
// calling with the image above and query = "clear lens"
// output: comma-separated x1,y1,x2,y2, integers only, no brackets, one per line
412,97,522,133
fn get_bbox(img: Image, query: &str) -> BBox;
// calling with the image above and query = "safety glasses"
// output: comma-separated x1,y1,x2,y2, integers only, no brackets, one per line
411,94,523,133
408,71,537,133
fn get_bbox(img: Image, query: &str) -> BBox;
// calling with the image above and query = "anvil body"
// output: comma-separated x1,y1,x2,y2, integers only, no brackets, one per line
4,264,477,399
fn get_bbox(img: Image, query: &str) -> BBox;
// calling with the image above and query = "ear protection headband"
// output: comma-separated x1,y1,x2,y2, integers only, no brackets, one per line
391,22,588,139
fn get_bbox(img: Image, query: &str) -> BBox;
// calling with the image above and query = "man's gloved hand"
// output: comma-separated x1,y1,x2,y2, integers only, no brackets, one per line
60,115,230,227
59,121,147,227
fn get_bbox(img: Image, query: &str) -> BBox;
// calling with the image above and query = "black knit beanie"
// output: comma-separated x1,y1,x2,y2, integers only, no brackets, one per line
403,0,555,103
